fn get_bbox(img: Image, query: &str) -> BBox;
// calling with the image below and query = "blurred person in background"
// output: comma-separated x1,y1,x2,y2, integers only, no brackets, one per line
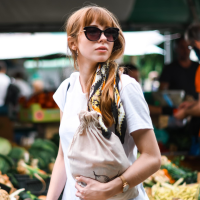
174,25,200,135
122,64,140,82
0,61,10,107
13,72,32,98
174,26,200,119
144,71,159,92
172,25,200,155
175,25,200,115
159,36,199,101
31,73,44,94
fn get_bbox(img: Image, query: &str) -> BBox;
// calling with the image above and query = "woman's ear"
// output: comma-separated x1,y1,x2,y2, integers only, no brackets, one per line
68,36,77,51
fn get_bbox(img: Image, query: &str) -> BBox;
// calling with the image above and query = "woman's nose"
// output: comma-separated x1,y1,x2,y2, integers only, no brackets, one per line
98,32,107,43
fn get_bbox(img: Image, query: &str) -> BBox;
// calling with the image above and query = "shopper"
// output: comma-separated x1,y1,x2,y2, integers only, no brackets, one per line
47,5,161,200
159,36,199,100
13,72,32,98
173,25,200,155
174,26,200,123
0,62,10,107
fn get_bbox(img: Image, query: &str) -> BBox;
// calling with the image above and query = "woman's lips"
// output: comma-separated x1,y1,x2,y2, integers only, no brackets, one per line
95,46,108,52
96,49,107,52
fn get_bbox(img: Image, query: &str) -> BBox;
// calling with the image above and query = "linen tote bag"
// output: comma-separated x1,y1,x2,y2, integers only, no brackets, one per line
67,110,139,200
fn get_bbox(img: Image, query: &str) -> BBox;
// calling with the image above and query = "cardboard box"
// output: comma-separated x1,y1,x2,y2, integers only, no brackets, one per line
0,116,13,141
19,104,60,123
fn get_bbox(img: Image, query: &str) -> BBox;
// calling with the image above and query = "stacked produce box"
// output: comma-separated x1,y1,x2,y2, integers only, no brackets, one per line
19,91,60,123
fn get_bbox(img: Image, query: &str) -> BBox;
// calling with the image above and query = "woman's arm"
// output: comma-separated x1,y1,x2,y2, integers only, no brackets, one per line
46,111,67,200
75,129,161,200
105,129,161,198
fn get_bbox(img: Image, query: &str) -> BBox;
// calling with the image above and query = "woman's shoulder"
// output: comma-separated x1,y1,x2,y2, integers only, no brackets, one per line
119,74,141,92
58,72,79,90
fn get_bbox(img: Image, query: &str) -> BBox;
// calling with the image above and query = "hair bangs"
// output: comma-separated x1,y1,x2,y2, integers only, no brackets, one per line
81,7,115,28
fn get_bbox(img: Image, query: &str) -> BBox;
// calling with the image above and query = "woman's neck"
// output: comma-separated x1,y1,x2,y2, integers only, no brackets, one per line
78,59,98,93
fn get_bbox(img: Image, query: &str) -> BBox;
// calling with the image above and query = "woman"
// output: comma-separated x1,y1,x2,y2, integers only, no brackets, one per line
47,5,161,200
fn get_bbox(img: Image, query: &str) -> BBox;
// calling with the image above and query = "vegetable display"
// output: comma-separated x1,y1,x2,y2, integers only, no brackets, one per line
0,137,12,156
161,156,198,184
28,139,58,170
9,147,29,164
0,154,14,174
147,180,200,200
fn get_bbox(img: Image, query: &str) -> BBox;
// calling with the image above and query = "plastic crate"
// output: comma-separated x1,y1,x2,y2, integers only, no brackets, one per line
0,183,11,193
14,174,50,196
19,104,60,123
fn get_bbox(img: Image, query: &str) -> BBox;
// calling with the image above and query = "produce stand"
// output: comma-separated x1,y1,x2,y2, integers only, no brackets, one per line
16,91,60,140
144,156,200,200
19,104,60,123
0,136,61,199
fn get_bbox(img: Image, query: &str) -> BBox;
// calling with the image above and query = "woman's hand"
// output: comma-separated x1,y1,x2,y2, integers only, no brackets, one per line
75,176,108,200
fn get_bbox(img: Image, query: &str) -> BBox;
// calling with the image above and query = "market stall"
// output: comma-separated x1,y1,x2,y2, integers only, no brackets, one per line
0,1,200,199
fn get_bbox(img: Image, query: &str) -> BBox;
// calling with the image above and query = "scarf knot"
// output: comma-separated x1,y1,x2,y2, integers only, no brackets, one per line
88,63,127,144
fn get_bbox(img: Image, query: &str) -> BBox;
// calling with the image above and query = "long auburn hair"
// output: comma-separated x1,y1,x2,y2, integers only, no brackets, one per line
65,5,125,127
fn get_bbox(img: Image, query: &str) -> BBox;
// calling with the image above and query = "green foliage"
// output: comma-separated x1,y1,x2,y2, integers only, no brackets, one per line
123,54,164,81
137,54,164,80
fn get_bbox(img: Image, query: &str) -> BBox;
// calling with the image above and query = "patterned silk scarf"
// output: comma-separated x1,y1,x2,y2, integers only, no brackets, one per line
88,63,127,144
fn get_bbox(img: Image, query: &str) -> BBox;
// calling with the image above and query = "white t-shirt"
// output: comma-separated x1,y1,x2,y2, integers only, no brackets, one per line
0,73,10,106
14,79,32,97
53,72,153,200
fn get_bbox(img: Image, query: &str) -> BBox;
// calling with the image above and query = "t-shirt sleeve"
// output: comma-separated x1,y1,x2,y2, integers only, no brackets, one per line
195,65,200,93
120,81,153,135
159,65,171,83
53,79,69,112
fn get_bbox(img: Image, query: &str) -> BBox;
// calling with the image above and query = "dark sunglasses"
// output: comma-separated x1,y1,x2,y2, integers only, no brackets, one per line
83,26,119,42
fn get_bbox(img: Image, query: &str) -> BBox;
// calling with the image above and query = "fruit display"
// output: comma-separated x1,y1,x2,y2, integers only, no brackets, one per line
18,91,60,123
19,91,58,109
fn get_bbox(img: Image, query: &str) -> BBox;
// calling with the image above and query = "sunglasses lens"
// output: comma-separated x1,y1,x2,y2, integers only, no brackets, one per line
105,28,119,42
85,27,101,41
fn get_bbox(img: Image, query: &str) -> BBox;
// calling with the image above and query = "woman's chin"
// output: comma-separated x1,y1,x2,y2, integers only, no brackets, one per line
96,57,110,63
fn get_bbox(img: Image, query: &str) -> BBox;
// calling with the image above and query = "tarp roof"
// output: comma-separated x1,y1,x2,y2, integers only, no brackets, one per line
0,0,199,32
0,31,164,59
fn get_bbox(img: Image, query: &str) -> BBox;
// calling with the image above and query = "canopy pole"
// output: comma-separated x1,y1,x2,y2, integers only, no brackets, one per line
164,32,172,64
187,0,199,23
